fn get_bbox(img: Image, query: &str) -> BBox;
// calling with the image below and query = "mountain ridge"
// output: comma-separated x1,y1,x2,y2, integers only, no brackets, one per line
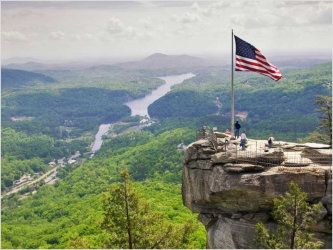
1,68,56,89
112,53,207,70
3,53,332,73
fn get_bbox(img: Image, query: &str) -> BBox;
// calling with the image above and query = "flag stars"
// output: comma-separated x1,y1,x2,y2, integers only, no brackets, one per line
235,36,256,59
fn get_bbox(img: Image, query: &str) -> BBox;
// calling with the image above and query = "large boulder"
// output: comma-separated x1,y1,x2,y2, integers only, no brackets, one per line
182,138,332,249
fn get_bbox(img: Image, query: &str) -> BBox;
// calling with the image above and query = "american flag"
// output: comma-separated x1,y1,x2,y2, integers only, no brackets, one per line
235,35,282,81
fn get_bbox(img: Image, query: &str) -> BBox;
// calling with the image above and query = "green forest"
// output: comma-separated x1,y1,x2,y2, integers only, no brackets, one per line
1,129,206,249
1,88,132,138
1,61,332,249
148,90,218,119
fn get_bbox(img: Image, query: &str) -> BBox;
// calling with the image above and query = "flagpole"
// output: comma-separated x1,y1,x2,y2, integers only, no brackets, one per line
231,29,234,136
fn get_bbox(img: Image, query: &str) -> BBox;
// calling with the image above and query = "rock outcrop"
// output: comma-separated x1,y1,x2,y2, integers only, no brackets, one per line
182,135,332,249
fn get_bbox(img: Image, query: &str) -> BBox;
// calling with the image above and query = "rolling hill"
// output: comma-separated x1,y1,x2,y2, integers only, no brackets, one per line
1,68,56,89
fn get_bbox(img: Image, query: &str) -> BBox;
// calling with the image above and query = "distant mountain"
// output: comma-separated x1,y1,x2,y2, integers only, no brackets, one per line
1,68,56,89
274,58,332,68
82,53,210,78
3,61,97,72
116,53,208,70
2,57,41,65
3,61,55,72
4,54,204,73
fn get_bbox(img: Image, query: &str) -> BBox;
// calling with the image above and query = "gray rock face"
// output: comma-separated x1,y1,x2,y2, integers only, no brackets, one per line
206,217,258,249
182,138,332,249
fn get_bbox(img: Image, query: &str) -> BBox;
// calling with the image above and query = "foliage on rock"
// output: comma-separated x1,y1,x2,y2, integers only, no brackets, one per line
255,182,324,249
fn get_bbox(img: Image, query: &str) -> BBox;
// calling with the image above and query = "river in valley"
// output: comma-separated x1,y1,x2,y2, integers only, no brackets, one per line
90,73,195,154
125,73,195,117
91,124,112,153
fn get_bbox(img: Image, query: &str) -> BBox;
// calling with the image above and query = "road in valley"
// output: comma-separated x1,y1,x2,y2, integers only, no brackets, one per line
1,166,59,198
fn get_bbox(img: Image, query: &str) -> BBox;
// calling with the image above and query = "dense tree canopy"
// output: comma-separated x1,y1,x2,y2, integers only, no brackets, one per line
2,88,131,138
1,129,205,249
148,90,217,119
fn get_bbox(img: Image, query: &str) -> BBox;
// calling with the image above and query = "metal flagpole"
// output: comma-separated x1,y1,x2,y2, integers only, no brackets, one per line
231,29,235,136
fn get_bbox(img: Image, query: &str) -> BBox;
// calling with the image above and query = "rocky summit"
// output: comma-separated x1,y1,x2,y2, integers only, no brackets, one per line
182,133,332,249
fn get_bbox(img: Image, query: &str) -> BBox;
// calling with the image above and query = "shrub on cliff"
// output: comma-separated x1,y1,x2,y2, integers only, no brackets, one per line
255,182,324,249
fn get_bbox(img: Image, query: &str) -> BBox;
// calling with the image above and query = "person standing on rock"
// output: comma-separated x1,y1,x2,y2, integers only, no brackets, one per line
268,135,275,148
234,121,241,138
240,131,247,150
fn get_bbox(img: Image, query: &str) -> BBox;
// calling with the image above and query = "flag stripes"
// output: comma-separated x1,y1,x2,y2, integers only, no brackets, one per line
235,35,282,81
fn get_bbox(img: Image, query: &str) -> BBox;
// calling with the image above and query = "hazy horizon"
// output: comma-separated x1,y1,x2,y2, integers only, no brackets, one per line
2,50,332,67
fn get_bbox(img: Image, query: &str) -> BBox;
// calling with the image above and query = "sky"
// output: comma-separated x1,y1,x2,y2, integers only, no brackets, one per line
1,0,332,63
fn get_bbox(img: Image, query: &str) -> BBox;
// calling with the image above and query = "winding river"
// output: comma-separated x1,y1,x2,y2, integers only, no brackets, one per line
91,124,111,153
125,73,195,117
90,73,195,154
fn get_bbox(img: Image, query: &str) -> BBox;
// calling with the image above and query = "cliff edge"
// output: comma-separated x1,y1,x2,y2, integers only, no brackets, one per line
182,133,332,249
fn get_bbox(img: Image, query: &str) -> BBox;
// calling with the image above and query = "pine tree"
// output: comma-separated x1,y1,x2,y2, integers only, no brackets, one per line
315,95,332,145
305,95,332,145
101,169,196,249
255,182,324,249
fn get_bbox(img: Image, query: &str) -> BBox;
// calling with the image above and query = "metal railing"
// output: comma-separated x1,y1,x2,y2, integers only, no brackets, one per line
231,146,331,167
196,127,332,168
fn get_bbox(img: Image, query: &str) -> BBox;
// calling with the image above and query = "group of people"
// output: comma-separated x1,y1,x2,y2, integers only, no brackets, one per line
224,121,275,150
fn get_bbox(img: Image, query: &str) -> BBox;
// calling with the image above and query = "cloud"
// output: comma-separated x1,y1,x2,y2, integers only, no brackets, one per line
191,2,212,16
301,1,332,25
230,0,332,29
105,17,146,39
177,12,201,23
139,17,153,29
106,17,124,34
49,31,65,40
191,1,231,17
279,1,332,26
72,33,95,41
212,1,231,8
2,31,27,42
231,14,277,29
124,26,140,37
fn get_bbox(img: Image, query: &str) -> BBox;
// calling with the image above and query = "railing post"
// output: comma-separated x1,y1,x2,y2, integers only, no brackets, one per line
235,142,238,163
256,141,258,165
